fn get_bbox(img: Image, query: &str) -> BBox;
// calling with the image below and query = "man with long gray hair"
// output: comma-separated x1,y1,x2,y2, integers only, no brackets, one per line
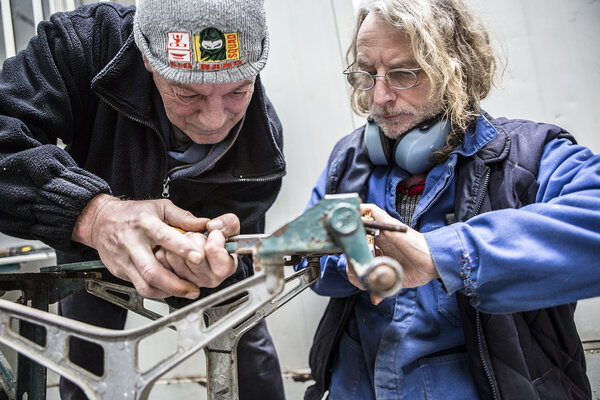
302,0,598,398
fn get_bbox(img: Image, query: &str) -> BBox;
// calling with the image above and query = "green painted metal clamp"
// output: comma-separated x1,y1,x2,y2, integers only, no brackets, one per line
227,193,403,297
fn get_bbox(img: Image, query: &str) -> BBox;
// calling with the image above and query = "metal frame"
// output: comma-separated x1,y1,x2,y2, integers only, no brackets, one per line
0,261,319,400
0,194,403,399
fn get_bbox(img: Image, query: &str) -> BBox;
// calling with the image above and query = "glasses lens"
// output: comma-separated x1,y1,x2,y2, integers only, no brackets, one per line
386,70,418,89
347,71,374,90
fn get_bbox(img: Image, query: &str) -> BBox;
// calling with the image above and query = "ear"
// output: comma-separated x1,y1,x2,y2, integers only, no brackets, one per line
141,55,153,73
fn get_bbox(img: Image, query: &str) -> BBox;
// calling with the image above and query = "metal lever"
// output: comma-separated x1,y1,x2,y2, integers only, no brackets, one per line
324,197,403,297
225,194,404,298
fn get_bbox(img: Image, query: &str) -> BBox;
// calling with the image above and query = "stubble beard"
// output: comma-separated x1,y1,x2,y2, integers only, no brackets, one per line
370,99,443,140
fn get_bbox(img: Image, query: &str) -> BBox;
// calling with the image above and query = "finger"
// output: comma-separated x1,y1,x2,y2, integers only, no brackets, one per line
370,294,385,305
104,256,173,299
127,268,173,299
129,247,200,299
206,213,240,237
164,249,205,287
181,232,221,286
161,199,210,234
154,246,169,268
359,203,380,216
360,203,394,222
346,263,365,290
204,230,237,286
150,220,205,265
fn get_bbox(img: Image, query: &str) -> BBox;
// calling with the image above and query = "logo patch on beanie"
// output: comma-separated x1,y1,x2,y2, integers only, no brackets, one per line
167,32,192,67
167,28,243,71
192,28,242,69
195,27,226,62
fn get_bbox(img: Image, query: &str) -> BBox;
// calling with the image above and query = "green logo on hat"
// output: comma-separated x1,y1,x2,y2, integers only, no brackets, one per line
198,27,226,62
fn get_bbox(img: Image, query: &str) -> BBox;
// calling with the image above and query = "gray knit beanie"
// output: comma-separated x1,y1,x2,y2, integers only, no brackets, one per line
134,0,269,84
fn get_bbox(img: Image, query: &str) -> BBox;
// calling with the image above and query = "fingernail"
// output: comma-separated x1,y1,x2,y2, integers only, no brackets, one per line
185,291,200,300
188,251,203,264
207,219,223,231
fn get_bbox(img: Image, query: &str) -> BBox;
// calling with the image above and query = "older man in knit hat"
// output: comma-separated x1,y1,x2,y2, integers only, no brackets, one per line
0,0,285,399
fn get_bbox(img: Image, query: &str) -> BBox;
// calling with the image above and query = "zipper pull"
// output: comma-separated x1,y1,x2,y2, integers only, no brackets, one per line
162,177,170,198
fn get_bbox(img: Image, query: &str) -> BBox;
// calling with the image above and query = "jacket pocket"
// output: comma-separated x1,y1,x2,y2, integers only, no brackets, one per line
419,353,479,399
434,279,462,327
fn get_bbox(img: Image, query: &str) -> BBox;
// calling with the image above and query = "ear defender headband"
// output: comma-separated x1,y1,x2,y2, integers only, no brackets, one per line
364,116,451,175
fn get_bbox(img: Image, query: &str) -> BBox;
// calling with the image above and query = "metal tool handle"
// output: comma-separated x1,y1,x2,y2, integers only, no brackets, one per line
323,196,404,298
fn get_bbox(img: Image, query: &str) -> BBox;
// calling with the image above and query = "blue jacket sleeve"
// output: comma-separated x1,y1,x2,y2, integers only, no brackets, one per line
426,138,600,313
296,164,360,297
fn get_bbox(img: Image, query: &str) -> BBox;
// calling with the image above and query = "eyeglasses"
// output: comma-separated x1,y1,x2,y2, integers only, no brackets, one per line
343,62,422,90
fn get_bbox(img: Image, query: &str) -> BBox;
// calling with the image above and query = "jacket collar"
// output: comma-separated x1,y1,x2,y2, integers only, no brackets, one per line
91,32,159,131
456,111,509,163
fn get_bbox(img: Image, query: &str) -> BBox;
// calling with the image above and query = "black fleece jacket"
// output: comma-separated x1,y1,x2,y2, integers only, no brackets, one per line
0,3,286,297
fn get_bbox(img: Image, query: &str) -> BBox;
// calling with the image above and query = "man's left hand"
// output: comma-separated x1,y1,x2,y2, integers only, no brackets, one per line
154,213,239,289
360,204,440,289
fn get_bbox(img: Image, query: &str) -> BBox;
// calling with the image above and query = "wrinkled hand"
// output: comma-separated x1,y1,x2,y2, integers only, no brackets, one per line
153,216,238,289
359,204,439,289
72,194,239,299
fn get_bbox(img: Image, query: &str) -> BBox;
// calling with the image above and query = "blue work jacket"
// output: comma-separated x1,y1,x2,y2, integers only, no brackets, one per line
303,114,600,399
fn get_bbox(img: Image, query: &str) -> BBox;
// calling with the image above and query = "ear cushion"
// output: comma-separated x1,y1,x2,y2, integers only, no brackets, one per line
365,119,394,165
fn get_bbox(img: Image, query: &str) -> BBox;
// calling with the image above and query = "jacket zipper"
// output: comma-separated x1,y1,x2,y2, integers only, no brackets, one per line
471,169,490,218
472,168,498,399
476,311,498,400
162,176,170,198
96,92,171,197
180,170,285,185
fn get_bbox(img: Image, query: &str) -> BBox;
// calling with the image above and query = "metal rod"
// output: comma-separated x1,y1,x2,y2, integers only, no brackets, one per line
362,220,407,233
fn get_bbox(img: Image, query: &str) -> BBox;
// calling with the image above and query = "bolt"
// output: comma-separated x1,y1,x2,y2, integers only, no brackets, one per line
216,374,227,386
135,378,144,389
53,351,63,362
329,206,359,235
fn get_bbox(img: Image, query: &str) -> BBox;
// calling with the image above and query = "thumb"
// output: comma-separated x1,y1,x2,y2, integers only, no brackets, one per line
206,213,240,237
162,200,209,233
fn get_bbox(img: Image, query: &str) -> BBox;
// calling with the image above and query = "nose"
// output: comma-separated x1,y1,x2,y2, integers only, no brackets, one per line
371,76,396,106
197,96,227,131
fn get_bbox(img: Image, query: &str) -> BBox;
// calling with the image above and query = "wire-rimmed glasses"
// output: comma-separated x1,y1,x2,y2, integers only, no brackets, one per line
343,62,422,90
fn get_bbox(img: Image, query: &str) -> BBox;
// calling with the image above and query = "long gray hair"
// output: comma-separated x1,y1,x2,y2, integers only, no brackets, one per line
348,0,499,160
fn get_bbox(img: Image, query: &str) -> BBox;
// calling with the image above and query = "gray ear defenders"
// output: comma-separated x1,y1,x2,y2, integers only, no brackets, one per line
364,116,451,174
